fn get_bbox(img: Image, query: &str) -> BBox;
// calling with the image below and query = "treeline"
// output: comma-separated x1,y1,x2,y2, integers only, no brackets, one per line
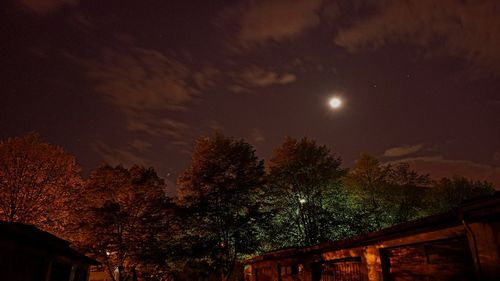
0,133,495,281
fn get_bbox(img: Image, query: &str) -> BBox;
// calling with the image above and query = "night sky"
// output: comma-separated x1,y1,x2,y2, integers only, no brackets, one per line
1,0,500,193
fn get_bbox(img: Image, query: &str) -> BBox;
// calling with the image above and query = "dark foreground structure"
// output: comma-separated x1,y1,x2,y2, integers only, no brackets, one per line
244,195,500,281
0,221,98,281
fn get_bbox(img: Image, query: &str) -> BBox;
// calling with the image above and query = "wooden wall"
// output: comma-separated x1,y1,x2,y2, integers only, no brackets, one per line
246,222,500,281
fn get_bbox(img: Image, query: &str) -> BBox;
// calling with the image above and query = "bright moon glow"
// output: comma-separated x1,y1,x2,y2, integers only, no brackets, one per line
329,97,342,109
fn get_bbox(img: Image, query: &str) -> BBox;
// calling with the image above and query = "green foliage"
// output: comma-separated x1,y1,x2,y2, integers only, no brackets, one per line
176,134,265,280
423,176,495,215
265,137,348,247
386,163,430,224
346,156,432,231
345,154,392,231
1,133,497,280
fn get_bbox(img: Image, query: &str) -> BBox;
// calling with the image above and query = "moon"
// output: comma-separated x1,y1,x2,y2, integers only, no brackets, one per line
328,97,342,109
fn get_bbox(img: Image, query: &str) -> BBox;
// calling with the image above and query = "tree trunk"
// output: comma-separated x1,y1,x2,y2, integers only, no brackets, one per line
117,265,124,281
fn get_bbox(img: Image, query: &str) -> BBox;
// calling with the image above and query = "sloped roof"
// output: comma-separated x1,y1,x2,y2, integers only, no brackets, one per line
0,221,99,265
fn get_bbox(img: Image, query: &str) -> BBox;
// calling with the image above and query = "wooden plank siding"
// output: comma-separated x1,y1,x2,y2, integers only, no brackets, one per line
319,257,364,281
380,237,474,281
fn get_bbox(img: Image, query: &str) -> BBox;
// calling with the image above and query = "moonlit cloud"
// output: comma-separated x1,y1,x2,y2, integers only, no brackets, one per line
18,0,78,15
493,150,500,164
207,120,225,132
92,141,154,168
228,66,297,93
384,144,423,157
129,139,152,152
83,47,197,138
87,48,194,111
240,67,296,87
335,0,500,74
251,128,265,143
226,0,323,48
193,67,221,90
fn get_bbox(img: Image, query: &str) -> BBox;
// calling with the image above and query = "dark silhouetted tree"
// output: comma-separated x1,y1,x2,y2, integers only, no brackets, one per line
177,134,265,281
386,163,430,224
345,154,392,231
424,176,495,215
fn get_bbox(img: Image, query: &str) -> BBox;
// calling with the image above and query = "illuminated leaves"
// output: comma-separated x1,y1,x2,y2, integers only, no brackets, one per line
177,134,265,280
266,137,345,246
77,165,170,281
0,133,81,237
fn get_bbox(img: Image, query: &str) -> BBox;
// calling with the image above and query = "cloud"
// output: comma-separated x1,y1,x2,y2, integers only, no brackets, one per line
92,141,153,168
493,150,500,164
240,67,296,87
227,84,252,94
228,66,297,92
387,155,500,188
129,139,152,153
225,0,323,48
18,0,78,15
82,47,198,138
251,128,265,143
207,120,224,132
334,0,500,74
193,67,221,90
384,144,423,157
87,47,194,111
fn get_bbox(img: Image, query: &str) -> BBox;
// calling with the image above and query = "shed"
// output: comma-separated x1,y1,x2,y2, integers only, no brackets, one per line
244,194,500,281
0,221,99,281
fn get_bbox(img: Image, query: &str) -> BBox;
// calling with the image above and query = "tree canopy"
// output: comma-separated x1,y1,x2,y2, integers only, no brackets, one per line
0,133,81,237
424,176,494,215
266,137,347,247
77,165,171,281
0,132,496,281
177,134,265,281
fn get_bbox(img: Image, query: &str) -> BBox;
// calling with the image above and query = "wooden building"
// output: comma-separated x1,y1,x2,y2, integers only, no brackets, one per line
0,221,98,281
244,195,500,281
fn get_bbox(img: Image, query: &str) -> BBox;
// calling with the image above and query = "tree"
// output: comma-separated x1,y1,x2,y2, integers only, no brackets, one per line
0,133,81,237
78,165,170,281
266,137,346,247
346,154,392,231
177,134,265,281
424,176,495,215
386,163,430,224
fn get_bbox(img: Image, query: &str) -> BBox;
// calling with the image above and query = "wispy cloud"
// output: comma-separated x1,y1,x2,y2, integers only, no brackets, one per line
87,47,194,111
17,0,78,15
335,0,500,75
493,150,500,164
193,67,221,90
228,65,297,93
82,47,198,140
80,45,299,167
384,144,423,157
92,141,154,168
251,128,265,143
223,0,323,49
241,68,296,87
206,120,225,132
129,139,152,153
